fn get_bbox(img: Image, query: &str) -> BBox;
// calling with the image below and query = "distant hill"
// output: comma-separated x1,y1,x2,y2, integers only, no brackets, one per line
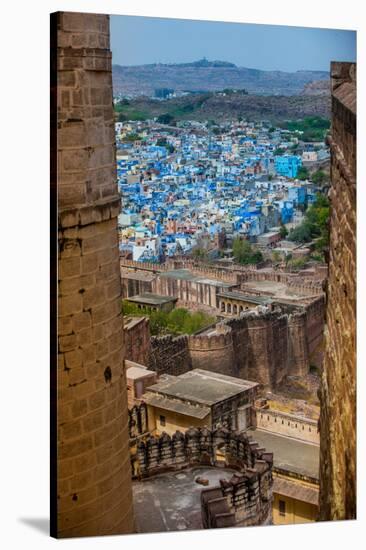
112,60,329,96
301,80,330,96
114,91,331,124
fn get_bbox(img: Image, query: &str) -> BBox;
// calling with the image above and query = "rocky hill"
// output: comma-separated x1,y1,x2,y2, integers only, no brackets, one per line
112,60,329,97
301,80,330,96
115,91,331,123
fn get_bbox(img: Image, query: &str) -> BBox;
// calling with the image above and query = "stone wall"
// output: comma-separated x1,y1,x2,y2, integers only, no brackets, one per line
134,427,273,527
54,12,134,537
188,324,236,377
123,316,151,366
254,408,319,445
128,403,148,439
147,305,317,389
148,334,192,376
319,62,356,520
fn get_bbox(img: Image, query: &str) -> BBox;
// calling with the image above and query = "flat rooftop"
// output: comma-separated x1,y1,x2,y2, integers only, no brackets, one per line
160,268,234,288
241,280,307,301
126,293,178,306
133,466,237,533
126,362,156,380
146,369,258,407
217,291,273,305
248,428,319,480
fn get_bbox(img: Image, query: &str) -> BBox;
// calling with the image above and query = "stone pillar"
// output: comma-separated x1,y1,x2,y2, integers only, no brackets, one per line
319,62,356,521
53,12,134,537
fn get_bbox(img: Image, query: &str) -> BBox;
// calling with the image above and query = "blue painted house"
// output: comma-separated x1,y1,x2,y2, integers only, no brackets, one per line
275,155,302,178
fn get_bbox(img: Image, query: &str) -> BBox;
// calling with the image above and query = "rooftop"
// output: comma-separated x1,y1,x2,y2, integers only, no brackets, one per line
126,293,178,306
145,369,258,407
126,362,156,380
160,268,234,288
217,291,273,305
248,428,319,480
133,466,238,533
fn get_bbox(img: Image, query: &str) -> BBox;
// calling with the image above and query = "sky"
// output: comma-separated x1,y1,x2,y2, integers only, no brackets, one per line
110,16,356,72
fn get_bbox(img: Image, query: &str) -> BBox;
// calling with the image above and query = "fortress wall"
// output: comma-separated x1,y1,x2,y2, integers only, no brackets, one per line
319,62,356,520
224,311,289,388
304,295,326,358
188,326,237,377
146,308,307,390
148,334,192,376
123,317,151,366
120,272,153,298
54,12,134,537
287,311,309,377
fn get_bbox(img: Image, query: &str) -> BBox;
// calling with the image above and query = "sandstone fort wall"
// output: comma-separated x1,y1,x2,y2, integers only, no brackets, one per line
319,62,356,520
133,427,273,527
54,12,134,537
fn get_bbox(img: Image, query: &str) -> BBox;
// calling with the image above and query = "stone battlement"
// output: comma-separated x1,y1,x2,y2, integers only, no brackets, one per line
146,301,320,387
133,427,273,528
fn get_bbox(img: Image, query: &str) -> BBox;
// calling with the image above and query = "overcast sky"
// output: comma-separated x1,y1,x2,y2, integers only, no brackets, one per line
110,15,356,72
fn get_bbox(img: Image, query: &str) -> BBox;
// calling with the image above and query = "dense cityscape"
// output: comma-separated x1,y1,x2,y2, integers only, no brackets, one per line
115,114,330,265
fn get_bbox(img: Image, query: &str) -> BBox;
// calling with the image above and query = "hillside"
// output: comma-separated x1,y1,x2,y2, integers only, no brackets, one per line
112,60,329,97
114,91,331,123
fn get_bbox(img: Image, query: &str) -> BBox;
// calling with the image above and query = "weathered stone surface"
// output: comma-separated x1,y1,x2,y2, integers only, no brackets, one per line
319,62,356,521
134,427,273,527
54,11,134,537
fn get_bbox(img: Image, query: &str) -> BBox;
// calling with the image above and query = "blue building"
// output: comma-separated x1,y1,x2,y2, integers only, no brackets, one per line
275,155,302,178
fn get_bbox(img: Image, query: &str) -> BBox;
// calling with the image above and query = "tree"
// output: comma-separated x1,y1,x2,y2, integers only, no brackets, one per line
297,166,309,181
157,113,175,125
279,224,288,239
232,238,263,265
311,170,328,185
272,250,281,263
287,257,307,271
149,311,168,335
192,247,208,260
288,193,330,258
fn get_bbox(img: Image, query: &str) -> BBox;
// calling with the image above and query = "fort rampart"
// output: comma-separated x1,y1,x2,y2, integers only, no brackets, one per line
54,12,134,538
319,62,356,520
133,427,273,528
147,305,315,388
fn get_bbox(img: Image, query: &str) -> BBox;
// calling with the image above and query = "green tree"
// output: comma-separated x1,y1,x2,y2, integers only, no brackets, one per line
272,250,281,263
311,170,328,185
297,166,309,180
192,247,208,260
149,310,168,335
279,224,288,239
287,257,307,271
157,113,175,125
288,194,330,257
232,238,263,265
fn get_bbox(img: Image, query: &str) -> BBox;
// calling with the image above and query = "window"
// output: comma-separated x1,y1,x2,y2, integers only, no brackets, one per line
159,415,166,427
267,416,270,421
279,500,286,517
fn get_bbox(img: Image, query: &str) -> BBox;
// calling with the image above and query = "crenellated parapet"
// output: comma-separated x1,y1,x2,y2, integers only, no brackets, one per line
134,427,273,527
